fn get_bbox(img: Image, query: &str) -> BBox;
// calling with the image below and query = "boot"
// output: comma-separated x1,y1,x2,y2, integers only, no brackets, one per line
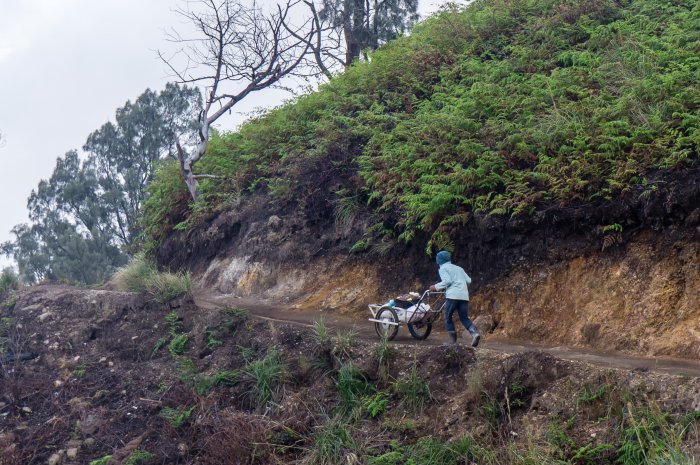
468,324,480,348
447,331,457,345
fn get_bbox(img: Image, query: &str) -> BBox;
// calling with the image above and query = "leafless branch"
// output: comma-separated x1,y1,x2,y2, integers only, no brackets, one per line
159,0,314,201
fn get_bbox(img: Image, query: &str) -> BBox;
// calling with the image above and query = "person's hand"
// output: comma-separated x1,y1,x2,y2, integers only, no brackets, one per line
429,285,437,292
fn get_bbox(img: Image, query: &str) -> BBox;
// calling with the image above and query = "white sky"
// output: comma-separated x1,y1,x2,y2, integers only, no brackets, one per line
0,0,448,269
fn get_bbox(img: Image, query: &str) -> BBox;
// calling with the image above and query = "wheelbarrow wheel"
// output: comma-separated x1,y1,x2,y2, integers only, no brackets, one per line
407,321,432,340
374,307,399,341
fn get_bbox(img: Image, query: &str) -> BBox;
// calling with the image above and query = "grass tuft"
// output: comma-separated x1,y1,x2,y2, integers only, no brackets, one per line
242,348,286,409
308,416,357,465
111,254,191,302
393,355,431,412
336,362,375,413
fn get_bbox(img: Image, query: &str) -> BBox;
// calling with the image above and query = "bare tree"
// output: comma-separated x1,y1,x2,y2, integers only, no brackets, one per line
160,0,314,202
282,1,346,79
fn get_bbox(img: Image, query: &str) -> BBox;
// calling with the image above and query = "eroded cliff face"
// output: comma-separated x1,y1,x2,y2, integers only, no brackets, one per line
189,226,699,358
155,171,700,359
474,230,700,358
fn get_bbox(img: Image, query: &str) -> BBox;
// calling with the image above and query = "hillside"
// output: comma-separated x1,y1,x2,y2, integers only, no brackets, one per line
2,0,700,463
1,285,700,464
143,0,698,357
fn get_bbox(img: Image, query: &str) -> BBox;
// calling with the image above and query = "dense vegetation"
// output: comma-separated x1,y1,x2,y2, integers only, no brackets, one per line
144,0,699,253
2,85,200,284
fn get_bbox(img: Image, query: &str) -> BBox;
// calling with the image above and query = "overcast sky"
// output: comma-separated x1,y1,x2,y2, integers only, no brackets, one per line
0,0,448,269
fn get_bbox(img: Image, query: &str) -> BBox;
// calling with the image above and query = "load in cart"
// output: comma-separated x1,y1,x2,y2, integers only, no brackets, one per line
368,290,446,341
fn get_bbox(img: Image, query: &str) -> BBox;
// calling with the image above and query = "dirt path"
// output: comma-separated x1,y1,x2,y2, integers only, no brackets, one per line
193,291,700,378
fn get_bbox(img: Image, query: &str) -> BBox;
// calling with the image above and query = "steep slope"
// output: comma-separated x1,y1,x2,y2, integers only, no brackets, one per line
145,0,699,358
2,285,700,464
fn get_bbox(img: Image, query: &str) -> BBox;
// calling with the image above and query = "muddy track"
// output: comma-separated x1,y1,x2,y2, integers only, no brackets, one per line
193,291,700,378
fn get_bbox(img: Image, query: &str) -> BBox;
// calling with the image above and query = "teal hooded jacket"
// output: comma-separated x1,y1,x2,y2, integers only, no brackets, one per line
434,251,471,301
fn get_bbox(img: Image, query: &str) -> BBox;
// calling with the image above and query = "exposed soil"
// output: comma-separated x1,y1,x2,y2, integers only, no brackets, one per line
2,284,700,464
151,167,700,361
194,291,700,378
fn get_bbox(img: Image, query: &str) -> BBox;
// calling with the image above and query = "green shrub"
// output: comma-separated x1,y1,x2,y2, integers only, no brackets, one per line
124,450,156,465
0,267,19,294
89,456,112,465
146,270,192,303
194,370,239,395
242,348,286,408
205,330,223,349
1,293,18,310
312,317,331,347
333,328,358,360
141,160,189,247
375,334,395,383
72,364,87,378
0,317,15,353
393,357,431,411
111,254,191,302
160,405,196,428
141,0,700,252
369,436,475,465
168,334,189,356
308,416,357,465
616,404,696,465
164,311,182,336
111,254,155,293
362,392,389,418
336,362,375,413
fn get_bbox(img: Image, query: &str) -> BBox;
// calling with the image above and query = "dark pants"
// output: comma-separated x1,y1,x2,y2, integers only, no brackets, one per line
444,299,473,333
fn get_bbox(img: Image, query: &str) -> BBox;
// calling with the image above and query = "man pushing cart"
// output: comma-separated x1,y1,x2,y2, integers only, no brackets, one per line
369,250,480,347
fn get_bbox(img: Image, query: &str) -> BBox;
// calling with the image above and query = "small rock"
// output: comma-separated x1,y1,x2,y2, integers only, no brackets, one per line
268,215,282,230
590,432,597,438
66,448,78,459
178,443,188,455
47,451,63,465
99,357,107,363
81,414,101,435
108,361,114,367
131,335,138,340
473,314,496,334
83,438,95,447
53,380,63,388
39,312,52,322
73,356,80,362
66,439,81,448
21,406,32,414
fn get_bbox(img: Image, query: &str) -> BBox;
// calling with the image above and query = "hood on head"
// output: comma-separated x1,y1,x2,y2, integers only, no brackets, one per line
436,250,451,266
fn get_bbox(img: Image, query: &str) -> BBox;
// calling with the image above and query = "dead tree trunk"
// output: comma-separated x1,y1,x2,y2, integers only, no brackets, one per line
160,0,313,202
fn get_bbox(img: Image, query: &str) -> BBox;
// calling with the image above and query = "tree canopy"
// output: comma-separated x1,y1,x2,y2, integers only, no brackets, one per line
3,84,201,284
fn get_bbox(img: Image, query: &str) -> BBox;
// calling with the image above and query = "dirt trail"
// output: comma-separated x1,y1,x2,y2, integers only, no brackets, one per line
194,290,700,378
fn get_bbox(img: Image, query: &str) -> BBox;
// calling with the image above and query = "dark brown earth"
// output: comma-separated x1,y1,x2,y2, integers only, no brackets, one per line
2,284,700,465
194,291,700,378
